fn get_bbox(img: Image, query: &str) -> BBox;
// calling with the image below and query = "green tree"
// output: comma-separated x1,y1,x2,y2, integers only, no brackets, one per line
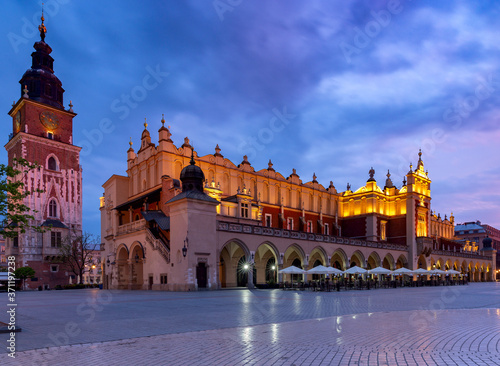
59,231,99,284
0,158,43,238
13,266,36,290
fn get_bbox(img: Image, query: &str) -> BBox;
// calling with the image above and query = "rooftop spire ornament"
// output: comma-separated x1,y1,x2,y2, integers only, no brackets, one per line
190,146,195,165
161,114,165,127
144,118,148,130
38,4,47,42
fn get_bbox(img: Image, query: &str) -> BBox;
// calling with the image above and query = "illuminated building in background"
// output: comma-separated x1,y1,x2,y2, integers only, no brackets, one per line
100,123,496,290
455,221,500,279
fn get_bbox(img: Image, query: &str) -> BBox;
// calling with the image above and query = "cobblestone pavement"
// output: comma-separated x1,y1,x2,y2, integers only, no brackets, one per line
1,283,500,365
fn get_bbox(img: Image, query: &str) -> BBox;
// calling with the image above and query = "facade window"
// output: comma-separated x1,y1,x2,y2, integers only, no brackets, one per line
51,232,62,247
417,214,427,237
324,223,329,236
51,265,58,272
13,237,19,248
47,132,53,140
265,214,272,227
49,199,58,217
307,220,313,233
241,203,249,218
160,274,168,284
380,220,387,241
287,218,293,230
48,156,58,171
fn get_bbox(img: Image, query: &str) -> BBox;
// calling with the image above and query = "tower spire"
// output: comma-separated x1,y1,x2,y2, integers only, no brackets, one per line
39,4,47,42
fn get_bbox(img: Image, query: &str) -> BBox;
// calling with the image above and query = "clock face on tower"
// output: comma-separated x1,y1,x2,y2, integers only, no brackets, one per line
39,111,60,130
14,111,21,133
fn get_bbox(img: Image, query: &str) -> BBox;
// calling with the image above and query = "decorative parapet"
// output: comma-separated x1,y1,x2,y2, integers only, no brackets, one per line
117,219,146,236
146,229,170,263
217,221,408,251
431,249,491,260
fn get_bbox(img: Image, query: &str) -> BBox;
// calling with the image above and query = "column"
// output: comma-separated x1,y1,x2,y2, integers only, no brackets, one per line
247,265,254,289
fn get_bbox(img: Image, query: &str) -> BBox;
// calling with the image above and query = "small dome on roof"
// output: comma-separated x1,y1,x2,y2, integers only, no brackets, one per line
482,236,493,249
180,148,205,192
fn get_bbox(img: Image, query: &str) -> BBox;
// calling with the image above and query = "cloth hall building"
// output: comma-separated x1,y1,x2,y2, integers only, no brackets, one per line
100,121,496,290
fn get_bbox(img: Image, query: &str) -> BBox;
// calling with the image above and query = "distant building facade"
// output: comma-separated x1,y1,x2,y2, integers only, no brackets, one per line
82,250,102,285
455,221,500,279
4,17,82,289
100,121,496,290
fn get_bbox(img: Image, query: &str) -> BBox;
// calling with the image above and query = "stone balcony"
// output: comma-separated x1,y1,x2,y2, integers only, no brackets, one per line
117,219,146,236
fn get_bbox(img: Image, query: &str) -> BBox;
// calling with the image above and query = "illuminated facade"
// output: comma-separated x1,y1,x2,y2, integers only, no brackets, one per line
455,221,500,279
4,17,82,289
100,122,496,290
82,250,102,285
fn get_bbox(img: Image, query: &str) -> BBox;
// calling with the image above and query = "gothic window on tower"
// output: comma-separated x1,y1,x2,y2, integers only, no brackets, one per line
51,232,62,248
324,223,329,236
47,156,58,171
48,199,58,218
417,214,427,237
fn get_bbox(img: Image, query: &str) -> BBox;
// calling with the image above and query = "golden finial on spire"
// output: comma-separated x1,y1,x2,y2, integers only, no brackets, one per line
129,137,133,147
144,118,148,130
161,114,165,127
38,3,47,42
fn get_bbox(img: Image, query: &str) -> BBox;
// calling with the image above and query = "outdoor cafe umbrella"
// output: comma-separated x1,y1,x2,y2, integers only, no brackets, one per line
344,266,367,274
279,265,306,283
446,269,461,275
327,266,344,276
413,268,430,275
429,269,446,275
367,266,392,275
306,265,330,274
392,267,413,275
279,265,305,274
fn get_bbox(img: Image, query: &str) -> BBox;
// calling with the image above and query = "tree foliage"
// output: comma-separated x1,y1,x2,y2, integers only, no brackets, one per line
0,158,43,238
58,231,99,284
13,266,36,289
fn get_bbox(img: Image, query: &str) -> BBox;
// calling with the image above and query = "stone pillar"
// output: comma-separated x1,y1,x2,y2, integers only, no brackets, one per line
247,265,254,289
128,262,134,290
278,264,283,283
365,214,378,242
303,265,308,283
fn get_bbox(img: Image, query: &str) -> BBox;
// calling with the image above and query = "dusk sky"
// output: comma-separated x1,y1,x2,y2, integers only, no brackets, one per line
2,0,500,236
